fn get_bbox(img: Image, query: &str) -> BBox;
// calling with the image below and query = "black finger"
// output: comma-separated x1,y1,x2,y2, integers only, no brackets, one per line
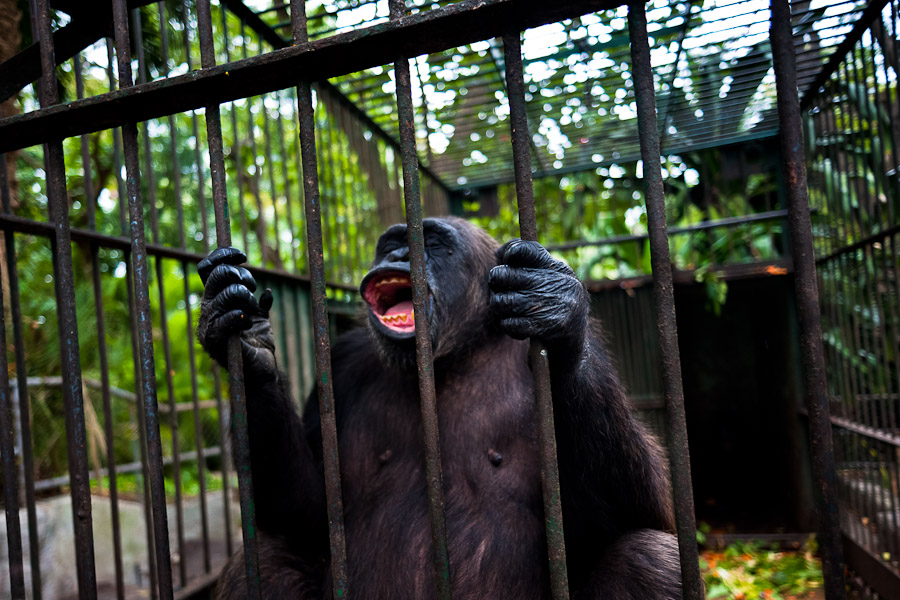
489,290,534,317
489,265,552,293
501,240,572,274
494,238,521,263
259,288,274,317
204,264,257,299
498,317,538,340
209,283,260,319
207,309,253,343
198,247,247,284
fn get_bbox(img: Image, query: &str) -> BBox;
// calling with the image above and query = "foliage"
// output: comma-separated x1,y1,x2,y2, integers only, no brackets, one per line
698,530,824,600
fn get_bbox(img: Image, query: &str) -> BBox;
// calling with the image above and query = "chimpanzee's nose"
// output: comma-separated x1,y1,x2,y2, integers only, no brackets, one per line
387,246,410,262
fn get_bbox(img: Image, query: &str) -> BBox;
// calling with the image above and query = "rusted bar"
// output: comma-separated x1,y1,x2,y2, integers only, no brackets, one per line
111,0,174,597
219,5,250,254
334,102,363,279
213,368,234,556
184,259,212,576
196,0,262,596
275,94,300,271
31,0,98,596
0,203,25,600
133,7,188,585
501,29,569,600
75,51,127,600
770,0,845,596
1,105,43,600
160,1,213,569
319,96,345,281
290,88,308,272
104,33,159,600
124,261,160,600
626,5,703,599
389,1,453,596
262,94,284,264
290,0,350,594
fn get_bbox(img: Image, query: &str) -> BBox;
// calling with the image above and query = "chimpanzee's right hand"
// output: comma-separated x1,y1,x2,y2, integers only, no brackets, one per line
197,247,277,377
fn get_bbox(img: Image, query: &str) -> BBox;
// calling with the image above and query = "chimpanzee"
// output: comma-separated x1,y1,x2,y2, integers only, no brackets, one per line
198,217,682,599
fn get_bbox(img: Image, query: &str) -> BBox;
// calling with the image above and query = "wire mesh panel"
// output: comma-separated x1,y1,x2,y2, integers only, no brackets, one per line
805,0,900,591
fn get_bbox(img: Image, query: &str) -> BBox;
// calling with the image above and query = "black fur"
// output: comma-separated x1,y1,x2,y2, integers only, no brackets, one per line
199,217,682,599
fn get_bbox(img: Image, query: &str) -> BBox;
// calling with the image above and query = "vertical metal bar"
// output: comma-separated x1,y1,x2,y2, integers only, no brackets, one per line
770,0,845,596
389,2,453,596
218,7,251,255
334,103,363,280
30,0,98,596
213,368,234,557
275,94,300,272
195,2,261,596
159,1,213,570
626,5,703,599
0,197,25,600
133,7,188,584
106,33,159,600
181,0,212,254
501,29,569,600
0,106,43,600
75,51,127,600
111,1,174,597
262,94,283,265
291,88,308,273
289,0,350,594
319,98,345,281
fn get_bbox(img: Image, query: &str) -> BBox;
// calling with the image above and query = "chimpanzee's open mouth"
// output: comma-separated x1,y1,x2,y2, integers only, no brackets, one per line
362,270,416,335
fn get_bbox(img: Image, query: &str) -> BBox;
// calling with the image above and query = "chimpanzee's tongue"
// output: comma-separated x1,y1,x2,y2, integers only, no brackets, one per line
385,300,414,317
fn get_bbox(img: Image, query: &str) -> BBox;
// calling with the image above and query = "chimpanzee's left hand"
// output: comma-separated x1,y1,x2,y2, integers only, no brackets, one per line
489,239,589,353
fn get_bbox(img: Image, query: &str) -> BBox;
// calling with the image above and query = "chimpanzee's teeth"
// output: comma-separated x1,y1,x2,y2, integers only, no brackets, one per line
379,309,414,325
375,276,410,288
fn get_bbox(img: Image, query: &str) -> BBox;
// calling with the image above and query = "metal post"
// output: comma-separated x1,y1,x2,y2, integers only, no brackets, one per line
195,1,262,596
627,4,703,599
75,52,126,600
290,1,351,595
389,1,453,597
502,30,570,600
111,1,174,598
771,0,845,597
31,0,98,596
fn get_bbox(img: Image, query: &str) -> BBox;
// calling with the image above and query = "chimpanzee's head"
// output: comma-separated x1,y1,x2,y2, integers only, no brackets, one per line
359,217,500,369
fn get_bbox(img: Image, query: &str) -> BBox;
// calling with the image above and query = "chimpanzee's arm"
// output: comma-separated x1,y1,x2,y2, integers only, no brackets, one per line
489,241,673,538
197,248,328,551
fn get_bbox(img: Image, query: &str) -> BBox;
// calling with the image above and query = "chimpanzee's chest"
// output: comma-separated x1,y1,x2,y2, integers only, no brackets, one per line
334,352,549,599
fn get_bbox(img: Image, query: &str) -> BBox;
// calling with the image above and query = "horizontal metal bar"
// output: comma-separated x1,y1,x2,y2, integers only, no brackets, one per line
842,534,900,599
816,222,900,265
10,375,219,411
0,212,357,292
0,0,614,154
546,209,791,252
583,258,793,292
33,447,223,493
825,412,900,449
